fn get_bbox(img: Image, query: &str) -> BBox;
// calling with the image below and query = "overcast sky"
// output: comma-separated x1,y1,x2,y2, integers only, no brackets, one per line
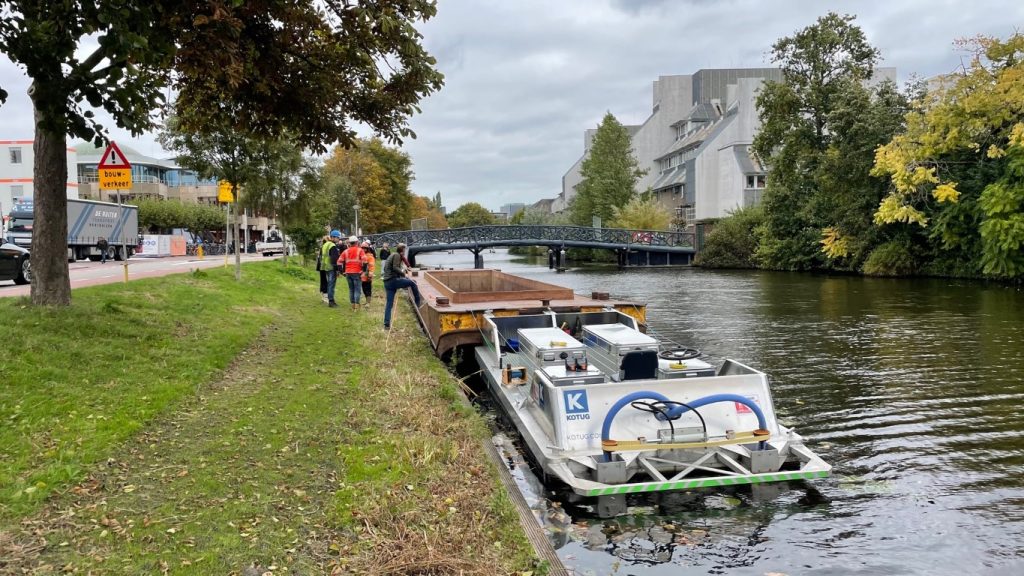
1,0,1021,211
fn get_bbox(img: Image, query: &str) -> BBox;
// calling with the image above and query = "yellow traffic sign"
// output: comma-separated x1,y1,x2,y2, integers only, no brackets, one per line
218,181,235,203
99,168,131,190
97,142,132,190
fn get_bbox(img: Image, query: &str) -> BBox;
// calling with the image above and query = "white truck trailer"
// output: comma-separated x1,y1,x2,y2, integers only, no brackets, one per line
6,197,139,261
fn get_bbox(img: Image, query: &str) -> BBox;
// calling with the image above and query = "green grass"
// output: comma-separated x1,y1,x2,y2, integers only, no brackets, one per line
0,263,540,574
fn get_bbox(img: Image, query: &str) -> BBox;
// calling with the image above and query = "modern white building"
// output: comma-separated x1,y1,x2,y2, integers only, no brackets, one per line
559,67,896,224
0,139,78,220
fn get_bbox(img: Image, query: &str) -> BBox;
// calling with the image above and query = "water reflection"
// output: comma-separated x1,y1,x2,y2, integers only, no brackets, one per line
416,250,1024,575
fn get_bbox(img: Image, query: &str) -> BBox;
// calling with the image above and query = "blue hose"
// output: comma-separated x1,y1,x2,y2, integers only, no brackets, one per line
601,391,769,461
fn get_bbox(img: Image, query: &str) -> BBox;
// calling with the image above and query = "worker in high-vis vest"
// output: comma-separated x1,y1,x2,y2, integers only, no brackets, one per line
317,233,336,303
322,230,343,307
339,235,368,311
360,240,376,305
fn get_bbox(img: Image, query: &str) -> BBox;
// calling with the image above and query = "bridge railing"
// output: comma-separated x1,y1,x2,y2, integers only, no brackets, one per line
367,225,695,249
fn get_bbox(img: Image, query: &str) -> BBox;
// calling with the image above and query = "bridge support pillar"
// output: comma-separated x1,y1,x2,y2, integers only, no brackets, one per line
472,249,484,269
556,248,567,273
548,249,555,269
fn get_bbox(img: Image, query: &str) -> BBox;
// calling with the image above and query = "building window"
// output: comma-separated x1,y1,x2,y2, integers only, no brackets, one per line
9,147,23,164
746,174,766,189
11,184,24,198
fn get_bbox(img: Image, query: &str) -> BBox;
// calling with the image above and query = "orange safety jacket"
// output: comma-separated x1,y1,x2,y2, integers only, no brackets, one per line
361,253,376,282
339,246,367,275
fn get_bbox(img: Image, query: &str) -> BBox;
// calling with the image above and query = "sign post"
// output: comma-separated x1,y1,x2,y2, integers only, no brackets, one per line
218,181,234,269
97,142,132,283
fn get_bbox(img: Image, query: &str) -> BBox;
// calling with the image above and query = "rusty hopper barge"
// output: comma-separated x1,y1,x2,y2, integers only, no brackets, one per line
410,270,830,517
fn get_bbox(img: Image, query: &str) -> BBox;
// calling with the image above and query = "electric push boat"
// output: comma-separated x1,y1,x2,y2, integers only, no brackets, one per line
473,309,831,517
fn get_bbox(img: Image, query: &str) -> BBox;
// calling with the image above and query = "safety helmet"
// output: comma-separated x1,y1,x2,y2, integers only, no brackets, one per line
348,235,358,243
329,230,342,238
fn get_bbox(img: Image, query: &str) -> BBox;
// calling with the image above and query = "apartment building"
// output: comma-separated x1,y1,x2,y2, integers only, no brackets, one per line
558,67,897,224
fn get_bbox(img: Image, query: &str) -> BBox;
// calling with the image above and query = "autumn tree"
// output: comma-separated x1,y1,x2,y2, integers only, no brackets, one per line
0,0,442,306
447,202,496,228
872,34,1024,279
570,112,646,226
364,139,415,231
323,146,392,234
411,195,448,229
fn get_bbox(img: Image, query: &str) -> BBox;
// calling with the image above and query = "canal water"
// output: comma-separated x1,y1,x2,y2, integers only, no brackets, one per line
415,249,1024,576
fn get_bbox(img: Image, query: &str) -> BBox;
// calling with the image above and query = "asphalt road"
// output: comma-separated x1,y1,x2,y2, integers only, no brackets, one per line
0,253,271,298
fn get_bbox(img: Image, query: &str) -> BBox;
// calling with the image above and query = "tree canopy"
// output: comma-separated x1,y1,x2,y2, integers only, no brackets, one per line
570,112,646,227
872,34,1024,279
752,12,909,271
446,202,496,228
612,195,671,230
0,0,443,305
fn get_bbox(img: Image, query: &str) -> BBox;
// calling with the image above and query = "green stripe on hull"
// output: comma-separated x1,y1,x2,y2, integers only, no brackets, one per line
585,470,830,497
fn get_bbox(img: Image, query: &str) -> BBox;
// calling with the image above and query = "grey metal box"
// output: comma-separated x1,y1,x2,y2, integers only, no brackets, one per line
517,327,587,367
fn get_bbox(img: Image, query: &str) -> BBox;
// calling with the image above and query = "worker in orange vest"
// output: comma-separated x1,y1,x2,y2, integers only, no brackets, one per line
360,241,376,306
338,235,368,311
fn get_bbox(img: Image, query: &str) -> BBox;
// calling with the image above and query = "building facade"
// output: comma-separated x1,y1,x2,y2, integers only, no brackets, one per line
558,67,896,224
0,140,78,219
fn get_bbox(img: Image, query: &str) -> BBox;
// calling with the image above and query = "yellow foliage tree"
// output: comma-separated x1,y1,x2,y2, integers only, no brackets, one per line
611,195,671,230
871,33,1024,277
323,146,392,234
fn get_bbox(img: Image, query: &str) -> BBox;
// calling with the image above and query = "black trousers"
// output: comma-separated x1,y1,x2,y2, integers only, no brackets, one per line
319,270,328,293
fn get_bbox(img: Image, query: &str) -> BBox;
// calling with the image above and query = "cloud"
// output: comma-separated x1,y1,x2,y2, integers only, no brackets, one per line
3,0,1024,213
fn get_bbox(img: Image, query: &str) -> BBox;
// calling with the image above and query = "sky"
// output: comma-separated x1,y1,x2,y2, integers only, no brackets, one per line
1,0,1022,211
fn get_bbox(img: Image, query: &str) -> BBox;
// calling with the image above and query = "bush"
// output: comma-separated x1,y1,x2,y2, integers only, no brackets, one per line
696,206,764,269
862,239,918,276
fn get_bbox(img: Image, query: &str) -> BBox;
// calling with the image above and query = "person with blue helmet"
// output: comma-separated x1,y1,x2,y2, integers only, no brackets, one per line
321,229,343,307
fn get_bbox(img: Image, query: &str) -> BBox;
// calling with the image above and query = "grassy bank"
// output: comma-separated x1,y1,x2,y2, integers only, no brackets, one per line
0,263,540,574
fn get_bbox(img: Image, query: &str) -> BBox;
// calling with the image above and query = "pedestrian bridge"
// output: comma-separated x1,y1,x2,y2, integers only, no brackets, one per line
366,225,696,268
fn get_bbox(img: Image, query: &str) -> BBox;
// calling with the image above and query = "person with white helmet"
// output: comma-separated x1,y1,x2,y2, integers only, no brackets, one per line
360,240,376,305
339,235,368,311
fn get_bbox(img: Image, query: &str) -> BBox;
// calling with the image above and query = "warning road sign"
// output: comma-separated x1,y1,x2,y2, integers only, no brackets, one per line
218,181,235,203
98,142,132,191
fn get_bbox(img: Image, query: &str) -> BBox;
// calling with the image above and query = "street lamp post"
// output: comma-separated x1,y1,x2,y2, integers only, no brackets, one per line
353,204,360,237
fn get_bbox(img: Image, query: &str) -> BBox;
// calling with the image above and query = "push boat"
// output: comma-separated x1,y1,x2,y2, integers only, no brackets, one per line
408,270,831,517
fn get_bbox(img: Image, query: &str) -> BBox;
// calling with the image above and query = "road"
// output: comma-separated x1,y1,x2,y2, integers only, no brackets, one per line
0,254,272,298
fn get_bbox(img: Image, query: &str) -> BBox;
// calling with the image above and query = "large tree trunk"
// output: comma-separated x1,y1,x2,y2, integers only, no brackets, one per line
29,85,72,306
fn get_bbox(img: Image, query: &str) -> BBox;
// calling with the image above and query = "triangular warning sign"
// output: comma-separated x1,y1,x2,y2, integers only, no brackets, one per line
97,141,131,169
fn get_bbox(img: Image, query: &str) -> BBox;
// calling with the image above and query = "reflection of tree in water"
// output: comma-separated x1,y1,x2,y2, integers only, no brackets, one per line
561,484,828,570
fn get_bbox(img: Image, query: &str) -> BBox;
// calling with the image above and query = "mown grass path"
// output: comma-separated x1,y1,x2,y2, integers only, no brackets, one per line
0,263,539,575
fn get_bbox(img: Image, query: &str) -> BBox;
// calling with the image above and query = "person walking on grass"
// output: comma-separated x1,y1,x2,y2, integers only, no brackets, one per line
378,242,391,262
339,235,367,311
324,230,343,308
316,233,333,303
360,241,376,306
382,242,422,330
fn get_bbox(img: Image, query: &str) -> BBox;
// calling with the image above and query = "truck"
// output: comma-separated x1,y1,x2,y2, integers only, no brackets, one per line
255,227,293,257
6,197,139,262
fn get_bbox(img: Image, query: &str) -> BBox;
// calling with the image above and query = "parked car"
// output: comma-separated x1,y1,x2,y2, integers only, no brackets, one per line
0,240,31,285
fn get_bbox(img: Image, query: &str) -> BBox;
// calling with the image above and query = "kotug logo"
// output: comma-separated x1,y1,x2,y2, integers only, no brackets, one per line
563,390,590,420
